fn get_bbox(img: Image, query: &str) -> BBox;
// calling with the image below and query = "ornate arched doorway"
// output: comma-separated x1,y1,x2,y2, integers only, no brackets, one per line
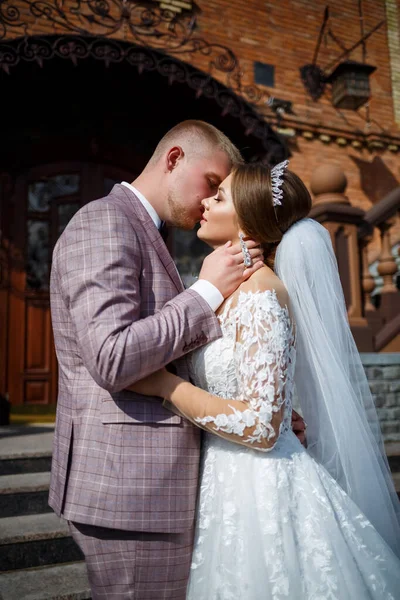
0,34,287,411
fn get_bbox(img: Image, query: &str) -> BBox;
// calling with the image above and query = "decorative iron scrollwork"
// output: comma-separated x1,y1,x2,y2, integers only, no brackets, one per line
0,0,271,107
0,1,235,68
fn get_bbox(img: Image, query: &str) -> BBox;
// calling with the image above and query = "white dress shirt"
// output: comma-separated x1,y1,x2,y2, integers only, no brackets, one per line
121,181,224,311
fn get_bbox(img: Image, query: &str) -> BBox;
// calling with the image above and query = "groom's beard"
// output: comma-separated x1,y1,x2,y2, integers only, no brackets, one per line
167,190,196,231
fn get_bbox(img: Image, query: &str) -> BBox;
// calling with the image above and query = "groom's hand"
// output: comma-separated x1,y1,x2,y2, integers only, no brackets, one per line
292,410,307,446
199,240,264,299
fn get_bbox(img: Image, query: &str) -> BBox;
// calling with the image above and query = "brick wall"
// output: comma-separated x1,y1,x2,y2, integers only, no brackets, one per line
291,353,400,443
192,1,400,254
190,1,400,250
198,0,396,130
361,353,400,442
386,0,400,124
4,0,400,247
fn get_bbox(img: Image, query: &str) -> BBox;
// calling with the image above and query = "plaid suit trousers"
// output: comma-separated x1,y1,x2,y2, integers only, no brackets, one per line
69,521,194,599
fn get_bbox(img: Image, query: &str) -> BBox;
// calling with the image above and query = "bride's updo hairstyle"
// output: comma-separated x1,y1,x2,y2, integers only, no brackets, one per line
231,163,312,269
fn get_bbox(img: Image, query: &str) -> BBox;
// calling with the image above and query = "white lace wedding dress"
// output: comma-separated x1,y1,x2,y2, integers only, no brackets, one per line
186,289,400,600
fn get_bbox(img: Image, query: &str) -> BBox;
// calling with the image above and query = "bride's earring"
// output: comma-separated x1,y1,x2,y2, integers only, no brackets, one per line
239,232,252,268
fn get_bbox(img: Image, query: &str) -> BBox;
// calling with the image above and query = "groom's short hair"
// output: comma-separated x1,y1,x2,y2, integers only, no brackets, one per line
149,120,243,167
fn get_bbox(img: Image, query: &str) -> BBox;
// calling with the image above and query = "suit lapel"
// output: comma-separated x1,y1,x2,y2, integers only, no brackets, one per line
141,218,185,294
115,184,184,294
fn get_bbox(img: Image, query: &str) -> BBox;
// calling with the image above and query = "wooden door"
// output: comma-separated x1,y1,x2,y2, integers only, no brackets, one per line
5,163,133,408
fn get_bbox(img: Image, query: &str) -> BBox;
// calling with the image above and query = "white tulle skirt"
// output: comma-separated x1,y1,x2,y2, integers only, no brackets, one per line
187,431,400,600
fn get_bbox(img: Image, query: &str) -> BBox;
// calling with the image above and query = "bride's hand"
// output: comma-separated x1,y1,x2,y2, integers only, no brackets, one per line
126,368,171,398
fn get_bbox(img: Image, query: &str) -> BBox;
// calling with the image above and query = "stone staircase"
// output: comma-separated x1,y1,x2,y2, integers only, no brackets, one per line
0,426,399,600
0,425,90,600
386,441,400,501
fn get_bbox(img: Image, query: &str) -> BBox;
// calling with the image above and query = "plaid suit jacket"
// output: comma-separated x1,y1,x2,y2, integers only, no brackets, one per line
49,184,222,533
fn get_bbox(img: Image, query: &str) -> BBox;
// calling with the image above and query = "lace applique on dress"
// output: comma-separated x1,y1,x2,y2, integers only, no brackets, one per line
190,289,295,451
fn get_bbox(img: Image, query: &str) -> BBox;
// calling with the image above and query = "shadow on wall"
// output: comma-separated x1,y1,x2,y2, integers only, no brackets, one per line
349,155,399,205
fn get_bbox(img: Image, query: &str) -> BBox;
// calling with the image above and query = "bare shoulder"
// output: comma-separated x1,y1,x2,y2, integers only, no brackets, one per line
238,266,289,308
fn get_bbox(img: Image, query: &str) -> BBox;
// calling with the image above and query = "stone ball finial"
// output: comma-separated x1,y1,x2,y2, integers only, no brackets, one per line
310,164,349,205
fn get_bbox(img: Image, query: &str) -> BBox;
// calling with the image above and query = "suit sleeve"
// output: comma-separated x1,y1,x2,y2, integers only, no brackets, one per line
52,200,221,392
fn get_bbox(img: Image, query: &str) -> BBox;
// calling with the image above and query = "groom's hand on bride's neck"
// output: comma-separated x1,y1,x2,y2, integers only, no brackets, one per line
199,240,264,299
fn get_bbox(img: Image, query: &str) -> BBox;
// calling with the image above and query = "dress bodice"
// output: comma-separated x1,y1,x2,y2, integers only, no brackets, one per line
189,289,296,448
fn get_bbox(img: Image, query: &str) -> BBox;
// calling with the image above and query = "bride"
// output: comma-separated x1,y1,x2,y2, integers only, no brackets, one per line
130,161,400,598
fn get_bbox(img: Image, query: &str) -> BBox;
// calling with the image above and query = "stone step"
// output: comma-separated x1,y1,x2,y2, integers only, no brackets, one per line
0,513,83,571
385,443,400,498
0,425,54,476
0,561,90,600
0,472,51,517
0,455,52,476
392,471,400,493
386,442,400,473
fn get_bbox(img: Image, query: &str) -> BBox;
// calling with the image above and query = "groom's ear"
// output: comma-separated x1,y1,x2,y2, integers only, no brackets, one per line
165,146,184,172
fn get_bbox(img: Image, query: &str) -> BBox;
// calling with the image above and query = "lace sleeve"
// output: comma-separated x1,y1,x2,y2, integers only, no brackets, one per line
193,290,294,451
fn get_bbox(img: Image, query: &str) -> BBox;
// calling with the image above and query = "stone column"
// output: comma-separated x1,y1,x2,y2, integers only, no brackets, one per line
308,164,373,351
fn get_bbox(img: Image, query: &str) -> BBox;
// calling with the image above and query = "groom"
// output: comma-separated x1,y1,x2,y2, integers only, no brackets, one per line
49,120,305,599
